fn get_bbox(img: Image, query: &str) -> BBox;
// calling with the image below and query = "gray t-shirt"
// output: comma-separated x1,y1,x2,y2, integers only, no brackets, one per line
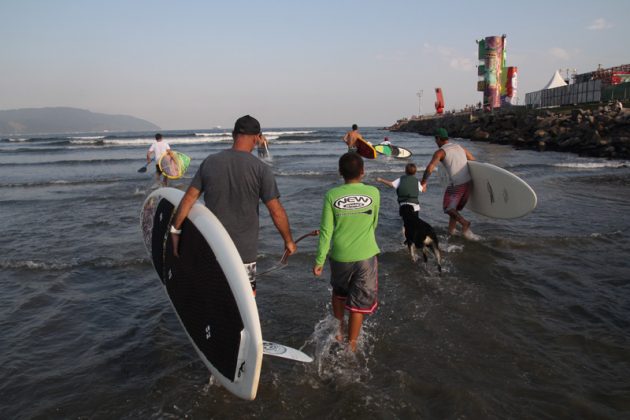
190,149,279,262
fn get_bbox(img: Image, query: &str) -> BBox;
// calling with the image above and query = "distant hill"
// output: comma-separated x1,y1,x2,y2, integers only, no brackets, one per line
0,107,160,135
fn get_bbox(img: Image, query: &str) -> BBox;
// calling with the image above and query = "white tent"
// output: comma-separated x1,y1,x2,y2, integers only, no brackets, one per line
543,70,568,89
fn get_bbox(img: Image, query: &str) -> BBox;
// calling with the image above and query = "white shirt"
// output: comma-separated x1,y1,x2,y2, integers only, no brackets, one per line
149,140,170,162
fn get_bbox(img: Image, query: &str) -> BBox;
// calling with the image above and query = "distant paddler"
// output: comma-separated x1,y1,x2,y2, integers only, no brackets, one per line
342,124,365,153
257,134,270,159
146,133,175,186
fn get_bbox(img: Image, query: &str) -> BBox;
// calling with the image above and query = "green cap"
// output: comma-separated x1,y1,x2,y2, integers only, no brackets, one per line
435,127,448,139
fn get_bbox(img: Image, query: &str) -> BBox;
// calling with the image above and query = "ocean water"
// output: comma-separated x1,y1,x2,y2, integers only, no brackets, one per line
1,127,629,419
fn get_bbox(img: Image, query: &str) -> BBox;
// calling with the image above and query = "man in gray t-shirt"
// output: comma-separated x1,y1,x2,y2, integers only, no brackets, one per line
169,115,296,294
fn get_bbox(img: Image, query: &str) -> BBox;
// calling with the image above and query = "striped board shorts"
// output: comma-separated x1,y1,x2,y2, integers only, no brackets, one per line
330,256,378,314
443,181,471,212
244,262,256,292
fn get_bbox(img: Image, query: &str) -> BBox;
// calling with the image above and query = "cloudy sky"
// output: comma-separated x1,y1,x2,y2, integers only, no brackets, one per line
1,0,627,129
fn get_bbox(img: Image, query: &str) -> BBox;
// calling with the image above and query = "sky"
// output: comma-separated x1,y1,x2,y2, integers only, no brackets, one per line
1,0,628,129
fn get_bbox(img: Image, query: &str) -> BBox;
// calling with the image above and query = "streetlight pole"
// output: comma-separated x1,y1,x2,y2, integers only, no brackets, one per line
416,89,423,116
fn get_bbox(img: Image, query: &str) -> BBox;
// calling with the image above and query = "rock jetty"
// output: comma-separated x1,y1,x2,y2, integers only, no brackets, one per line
389,104,630,159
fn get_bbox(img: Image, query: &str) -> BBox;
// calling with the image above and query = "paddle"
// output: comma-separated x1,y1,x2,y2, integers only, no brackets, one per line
256,230,319,277
137,162,150,173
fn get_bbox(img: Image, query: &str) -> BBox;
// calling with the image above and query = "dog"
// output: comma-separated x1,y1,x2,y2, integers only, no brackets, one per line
400,206,442,272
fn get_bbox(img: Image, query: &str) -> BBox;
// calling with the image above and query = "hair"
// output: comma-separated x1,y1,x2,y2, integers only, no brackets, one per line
352,124,358,131
339,152,364,180
155,133,163,140
405,163,417,175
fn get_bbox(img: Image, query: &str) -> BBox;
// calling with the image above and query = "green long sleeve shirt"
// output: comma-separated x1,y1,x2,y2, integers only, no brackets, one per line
315,182,380,266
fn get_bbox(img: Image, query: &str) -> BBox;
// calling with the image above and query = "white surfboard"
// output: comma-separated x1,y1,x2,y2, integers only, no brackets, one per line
140,188,311,401
466,161,537,219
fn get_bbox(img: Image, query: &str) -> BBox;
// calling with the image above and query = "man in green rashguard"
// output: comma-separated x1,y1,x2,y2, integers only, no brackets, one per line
313,152,380,352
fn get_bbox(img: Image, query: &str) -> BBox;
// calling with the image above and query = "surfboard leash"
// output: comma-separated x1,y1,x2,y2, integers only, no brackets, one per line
256,230,319,277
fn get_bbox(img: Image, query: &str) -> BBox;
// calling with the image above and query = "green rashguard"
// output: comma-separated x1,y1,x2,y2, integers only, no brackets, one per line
315,182,380,266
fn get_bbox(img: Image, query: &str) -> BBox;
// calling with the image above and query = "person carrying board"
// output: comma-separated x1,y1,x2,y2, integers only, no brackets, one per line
421,128,476,238
169,115,297,295
313,152,380,352
257,134,269,158
342,124,364,153
146,133,174,186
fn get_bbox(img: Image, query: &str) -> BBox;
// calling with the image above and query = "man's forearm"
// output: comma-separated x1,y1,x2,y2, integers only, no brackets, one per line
266,199,293,244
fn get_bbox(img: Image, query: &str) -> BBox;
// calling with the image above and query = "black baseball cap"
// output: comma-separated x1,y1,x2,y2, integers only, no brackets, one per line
233,115,261,135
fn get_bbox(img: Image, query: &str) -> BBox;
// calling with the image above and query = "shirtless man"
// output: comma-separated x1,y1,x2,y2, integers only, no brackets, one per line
342,124,364,152
421,128,476,237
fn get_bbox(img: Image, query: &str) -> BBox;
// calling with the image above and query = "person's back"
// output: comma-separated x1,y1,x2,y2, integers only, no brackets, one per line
343,124,362,150
314,152,379,352
440,142,471,186
420,127,475,237
169,115,296,295
396,174,420,204
317,182,380,264
192,148,276,262
147,133,172,185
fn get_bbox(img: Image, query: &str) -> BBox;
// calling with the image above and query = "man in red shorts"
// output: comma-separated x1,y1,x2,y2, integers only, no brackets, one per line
420,128,476,238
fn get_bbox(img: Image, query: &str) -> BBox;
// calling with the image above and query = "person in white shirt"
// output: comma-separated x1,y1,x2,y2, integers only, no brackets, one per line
421,128,476,237
146,133,173,186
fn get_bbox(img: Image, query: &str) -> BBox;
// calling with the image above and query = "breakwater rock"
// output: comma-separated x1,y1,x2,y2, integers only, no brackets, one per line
389,105,630,159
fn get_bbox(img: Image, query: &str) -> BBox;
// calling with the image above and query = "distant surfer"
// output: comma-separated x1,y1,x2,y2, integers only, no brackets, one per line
257,134,269,159
169,115,297,295
313,152,380,352
146,133,174,186
381,137,392,146
421,128,476,238
342,124,364,152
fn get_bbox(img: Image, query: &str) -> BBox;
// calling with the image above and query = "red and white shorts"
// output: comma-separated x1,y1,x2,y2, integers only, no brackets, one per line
443,181,471,212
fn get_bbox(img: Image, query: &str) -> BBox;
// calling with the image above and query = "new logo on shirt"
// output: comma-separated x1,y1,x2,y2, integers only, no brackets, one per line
334,195,372,210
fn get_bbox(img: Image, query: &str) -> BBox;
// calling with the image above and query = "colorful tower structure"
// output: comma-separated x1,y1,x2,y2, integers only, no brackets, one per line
477,35,516,109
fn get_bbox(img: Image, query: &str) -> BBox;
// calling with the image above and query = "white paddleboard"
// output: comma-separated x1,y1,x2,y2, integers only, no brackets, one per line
140,188,312,401
466,161,537,219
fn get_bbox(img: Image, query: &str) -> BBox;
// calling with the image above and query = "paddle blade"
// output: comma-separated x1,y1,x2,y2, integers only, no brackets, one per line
138,166,148,173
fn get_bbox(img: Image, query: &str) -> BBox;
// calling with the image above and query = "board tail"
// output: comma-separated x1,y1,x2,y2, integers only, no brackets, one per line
262,341,313,363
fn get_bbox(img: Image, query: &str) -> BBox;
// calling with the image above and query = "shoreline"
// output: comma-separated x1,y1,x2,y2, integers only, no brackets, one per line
388,104,630,159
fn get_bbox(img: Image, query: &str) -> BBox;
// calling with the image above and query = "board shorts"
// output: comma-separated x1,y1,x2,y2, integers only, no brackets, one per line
443,181,471,213
330,256,378,314
244,262,256,292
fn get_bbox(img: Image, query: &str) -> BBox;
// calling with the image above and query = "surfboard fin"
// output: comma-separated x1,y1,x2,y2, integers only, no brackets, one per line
262,341,313,363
